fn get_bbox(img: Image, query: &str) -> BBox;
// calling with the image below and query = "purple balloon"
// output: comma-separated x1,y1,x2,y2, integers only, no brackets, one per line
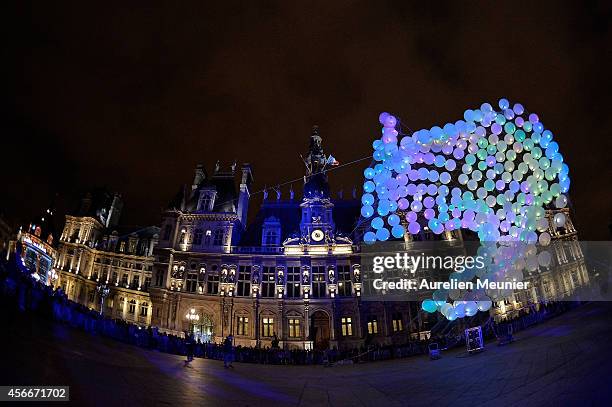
379,112,390,125
408,222,421,234
406,211,417,222
491,123,502,135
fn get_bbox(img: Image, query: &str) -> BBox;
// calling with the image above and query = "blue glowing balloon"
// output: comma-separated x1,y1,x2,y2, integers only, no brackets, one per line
422,299,437,313
376,227,390,241
371,217,384,229
391,225,405,238
361,205,374,218
364,231,376,244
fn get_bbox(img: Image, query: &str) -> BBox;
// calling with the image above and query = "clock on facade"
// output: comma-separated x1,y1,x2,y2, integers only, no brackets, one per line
310,229,325,242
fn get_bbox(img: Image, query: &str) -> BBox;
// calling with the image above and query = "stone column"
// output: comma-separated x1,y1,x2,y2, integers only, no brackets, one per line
303,301,310,345
166,253,174,289
277,300,284,343
253,297,260,348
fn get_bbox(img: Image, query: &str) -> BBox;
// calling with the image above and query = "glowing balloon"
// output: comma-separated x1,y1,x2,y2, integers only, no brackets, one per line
554,213,566,228
422,299,438,313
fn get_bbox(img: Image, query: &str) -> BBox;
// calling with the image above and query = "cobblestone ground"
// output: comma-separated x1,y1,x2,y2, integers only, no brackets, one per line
1,302,611,406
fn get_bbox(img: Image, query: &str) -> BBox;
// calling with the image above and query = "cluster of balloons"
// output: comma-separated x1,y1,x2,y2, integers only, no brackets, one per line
362,99,571,320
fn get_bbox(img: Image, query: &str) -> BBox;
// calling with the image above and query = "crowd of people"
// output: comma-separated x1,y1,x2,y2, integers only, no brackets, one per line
0,252,580,366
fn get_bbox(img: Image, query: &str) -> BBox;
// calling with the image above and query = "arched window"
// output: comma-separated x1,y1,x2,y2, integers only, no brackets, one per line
262,216,281,246
140,302,148,317
198,191,216,212
128,300,137,314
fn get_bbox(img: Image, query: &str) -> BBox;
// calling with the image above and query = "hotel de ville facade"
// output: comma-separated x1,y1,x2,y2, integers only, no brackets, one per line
23,127,585,351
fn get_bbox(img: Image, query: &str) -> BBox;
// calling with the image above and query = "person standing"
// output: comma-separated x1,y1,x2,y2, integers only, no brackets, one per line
223,335,234,368
184,331,195,366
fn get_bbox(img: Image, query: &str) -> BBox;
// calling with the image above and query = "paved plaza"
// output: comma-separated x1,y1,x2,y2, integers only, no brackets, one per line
1,302,611,406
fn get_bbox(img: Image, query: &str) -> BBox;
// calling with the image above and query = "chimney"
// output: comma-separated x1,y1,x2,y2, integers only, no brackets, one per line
192,164,206,191
237,164,253,226
106,193,123,228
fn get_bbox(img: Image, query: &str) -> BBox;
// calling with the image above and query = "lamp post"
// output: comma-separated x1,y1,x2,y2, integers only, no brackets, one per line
96,283,110,316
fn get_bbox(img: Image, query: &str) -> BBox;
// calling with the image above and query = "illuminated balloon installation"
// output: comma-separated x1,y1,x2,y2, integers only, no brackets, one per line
362,99,571,320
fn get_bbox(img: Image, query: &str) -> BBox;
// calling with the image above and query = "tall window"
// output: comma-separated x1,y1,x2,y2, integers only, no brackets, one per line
288,318,301,338
392,313,403,332
261,266,275,297
144,276,151,291
193,228,203,246
198,193,214,211
237,316,249,335
341,317,353,336
262,317,274,337
140,302,148,317
367,316,378,335
337,265,352,297
128,300,136,314
155,271,164,287
213,229,224,246
262,217,281,246
286,266,301,298
121,274,129,287
312,266,326,298
186,272,198,293
263,229,279,246
207,273,219,295
132,275,140,289
88,289,95,303
237,266,251,297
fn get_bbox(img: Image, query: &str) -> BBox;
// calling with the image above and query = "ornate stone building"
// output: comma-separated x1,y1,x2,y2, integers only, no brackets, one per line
54,190,159,326
149,128,385,350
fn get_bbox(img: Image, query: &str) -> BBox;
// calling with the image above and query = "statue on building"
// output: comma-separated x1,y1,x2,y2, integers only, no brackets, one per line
328,268,335,283
277,268,284,285
302,268,310,284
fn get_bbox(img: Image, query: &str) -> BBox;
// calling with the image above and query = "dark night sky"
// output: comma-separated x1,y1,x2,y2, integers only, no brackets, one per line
2,1,611,239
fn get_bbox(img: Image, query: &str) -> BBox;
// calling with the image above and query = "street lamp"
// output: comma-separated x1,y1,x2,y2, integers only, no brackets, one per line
97,283,110,316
